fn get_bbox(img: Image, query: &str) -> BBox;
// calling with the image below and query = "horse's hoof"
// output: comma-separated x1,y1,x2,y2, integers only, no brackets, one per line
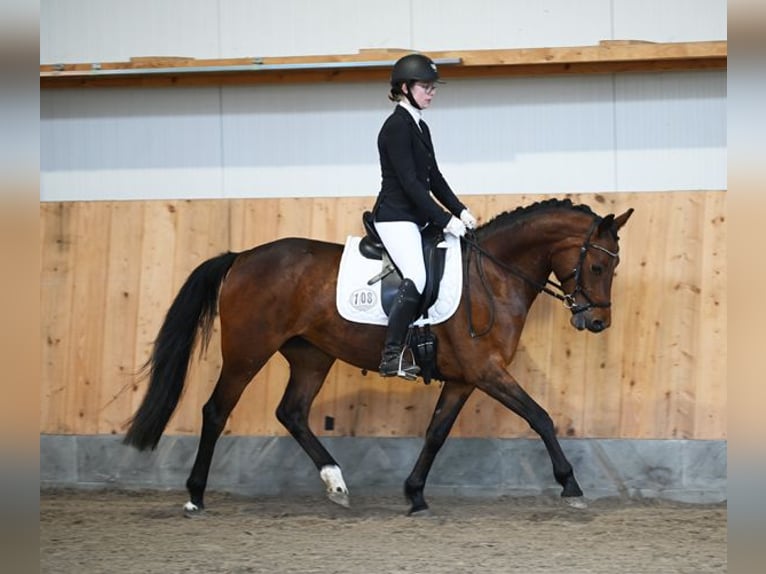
320,466,349,508
408,507,432,517
183,501,204,517
327,490,350,508
407,502,430,517
563,496,588,509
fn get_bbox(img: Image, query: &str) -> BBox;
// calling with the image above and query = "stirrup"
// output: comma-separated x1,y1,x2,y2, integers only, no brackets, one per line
395,361,420,381
380,348,420,381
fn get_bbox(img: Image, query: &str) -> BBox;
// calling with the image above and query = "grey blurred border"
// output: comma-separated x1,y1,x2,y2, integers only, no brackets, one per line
728,1,766,572
0,2,40,574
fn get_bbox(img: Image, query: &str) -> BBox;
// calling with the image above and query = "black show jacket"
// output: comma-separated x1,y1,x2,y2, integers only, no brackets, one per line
374,105,466,228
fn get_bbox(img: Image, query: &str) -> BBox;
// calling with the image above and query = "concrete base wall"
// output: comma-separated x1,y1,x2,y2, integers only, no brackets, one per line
40,435,726,504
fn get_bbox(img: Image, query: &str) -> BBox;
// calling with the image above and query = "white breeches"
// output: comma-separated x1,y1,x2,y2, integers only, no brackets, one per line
374,220,426,293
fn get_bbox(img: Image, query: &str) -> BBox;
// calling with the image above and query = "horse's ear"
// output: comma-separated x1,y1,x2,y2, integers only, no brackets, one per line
613,208,634,231
598,208,633,238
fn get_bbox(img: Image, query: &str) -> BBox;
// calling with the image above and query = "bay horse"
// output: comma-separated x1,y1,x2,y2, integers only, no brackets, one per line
124,198,633,515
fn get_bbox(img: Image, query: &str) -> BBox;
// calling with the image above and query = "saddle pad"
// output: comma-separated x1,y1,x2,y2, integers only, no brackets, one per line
336,234,463,327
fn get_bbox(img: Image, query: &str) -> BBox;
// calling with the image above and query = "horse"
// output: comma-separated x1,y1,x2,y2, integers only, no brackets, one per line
124,198,633,515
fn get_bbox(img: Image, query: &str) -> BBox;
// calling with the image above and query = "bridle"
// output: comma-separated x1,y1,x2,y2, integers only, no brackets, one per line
462,217,619,338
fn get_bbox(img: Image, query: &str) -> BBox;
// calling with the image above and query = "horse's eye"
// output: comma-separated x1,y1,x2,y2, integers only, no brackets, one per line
591,264,603,276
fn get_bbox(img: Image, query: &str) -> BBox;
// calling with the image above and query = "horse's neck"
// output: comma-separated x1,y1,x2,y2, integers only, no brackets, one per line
480,214,584,285
481,227,549,269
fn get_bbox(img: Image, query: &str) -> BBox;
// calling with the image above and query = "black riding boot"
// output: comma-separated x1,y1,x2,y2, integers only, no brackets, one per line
379,279,422,380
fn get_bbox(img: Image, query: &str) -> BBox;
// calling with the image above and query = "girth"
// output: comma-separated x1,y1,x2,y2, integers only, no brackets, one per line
359,211,447,319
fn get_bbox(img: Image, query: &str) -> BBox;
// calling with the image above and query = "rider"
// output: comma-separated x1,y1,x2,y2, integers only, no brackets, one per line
372,52,477,379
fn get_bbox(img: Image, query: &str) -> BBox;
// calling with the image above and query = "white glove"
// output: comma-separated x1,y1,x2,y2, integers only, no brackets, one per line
444,216,467,238
460,208,477,230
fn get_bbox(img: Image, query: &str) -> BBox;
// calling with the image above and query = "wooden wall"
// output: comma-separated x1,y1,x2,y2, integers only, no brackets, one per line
40,191,726,440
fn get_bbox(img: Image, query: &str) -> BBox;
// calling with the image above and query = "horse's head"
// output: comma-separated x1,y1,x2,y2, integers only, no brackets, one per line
551,208,634,333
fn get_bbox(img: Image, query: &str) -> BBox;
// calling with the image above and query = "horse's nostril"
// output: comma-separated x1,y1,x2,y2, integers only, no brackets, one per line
591,320,605,332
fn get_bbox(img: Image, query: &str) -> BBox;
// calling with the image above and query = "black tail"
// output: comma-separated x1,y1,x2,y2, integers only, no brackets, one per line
123,251,239,451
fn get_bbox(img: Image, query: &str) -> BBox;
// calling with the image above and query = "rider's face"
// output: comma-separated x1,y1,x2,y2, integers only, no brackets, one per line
404,81,436,109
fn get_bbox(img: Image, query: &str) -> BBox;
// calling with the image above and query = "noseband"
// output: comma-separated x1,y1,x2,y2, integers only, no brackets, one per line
554,217,619,314
462,216,619,337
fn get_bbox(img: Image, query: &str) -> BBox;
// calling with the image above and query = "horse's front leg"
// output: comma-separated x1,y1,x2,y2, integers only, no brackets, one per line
477,369,584,504
405,381,475,515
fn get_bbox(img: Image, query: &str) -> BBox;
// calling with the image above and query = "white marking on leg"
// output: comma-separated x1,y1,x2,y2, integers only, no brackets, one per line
564,497,588,509
183,501,199,512
320,464,350,507
320,465,348,494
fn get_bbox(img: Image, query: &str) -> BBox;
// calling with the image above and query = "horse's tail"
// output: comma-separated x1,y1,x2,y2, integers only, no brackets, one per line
123,251,240,451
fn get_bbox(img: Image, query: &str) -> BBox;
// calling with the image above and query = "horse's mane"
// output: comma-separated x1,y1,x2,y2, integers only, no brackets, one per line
476,198,598,238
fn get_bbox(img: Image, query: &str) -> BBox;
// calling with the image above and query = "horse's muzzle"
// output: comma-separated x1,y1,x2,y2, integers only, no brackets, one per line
570,313,609,333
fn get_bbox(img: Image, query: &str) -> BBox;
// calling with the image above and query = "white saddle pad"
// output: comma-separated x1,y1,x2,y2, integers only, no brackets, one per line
336,234,463,327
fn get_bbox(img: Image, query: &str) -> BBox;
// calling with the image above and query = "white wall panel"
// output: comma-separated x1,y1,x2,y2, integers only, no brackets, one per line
40,89,223,200
219,0,411,58
40,0,220,64
613,0,726,42
210,75,617,199
414,0,612,50
614,71,726,191
430,76,616,194
40,0,727,64
220,83,382,198
39,1,727,201
42,71,725,201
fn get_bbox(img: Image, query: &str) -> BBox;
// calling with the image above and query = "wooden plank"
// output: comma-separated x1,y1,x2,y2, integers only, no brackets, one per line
526,296,574,438
66,203,111,434
229,198,288,436
347,374,391,437
578,193,637,437
166,200,219,435
173,199,240,437
40,42,726,89
305,198,345,433
456,192,534,438
310,365,347,438
40,203,77,433
617,193,664,438
433,41,727,66
130,201,178,425
674,194,706,439
39,42,727,75
41,42,726,73
226,199,262,433
693,192,726,438
39,59,726,89
308,197,335,241
320,197,384,436
649,193,698,439
98,201,145,435
39,192,727,440
227,199,247,252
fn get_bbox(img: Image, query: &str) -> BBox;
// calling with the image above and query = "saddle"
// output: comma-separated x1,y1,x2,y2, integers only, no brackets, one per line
359,211,446,384
359,211,447,319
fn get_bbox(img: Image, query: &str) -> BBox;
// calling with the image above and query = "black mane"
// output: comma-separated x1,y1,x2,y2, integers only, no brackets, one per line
476,198,597,238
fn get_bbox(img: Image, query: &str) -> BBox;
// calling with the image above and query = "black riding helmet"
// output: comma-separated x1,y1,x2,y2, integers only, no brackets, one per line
389,53,442,109
390,53,441,86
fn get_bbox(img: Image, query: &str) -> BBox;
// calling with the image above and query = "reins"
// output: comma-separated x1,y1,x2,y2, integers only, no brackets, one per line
461,217,617,338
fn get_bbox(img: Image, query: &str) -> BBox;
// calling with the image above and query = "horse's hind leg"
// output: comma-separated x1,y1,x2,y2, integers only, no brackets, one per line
276,338,348,506
405,381,475,515
184,358,267,513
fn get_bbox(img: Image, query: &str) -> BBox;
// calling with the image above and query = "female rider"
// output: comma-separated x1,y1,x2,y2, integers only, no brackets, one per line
372,53,477,379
